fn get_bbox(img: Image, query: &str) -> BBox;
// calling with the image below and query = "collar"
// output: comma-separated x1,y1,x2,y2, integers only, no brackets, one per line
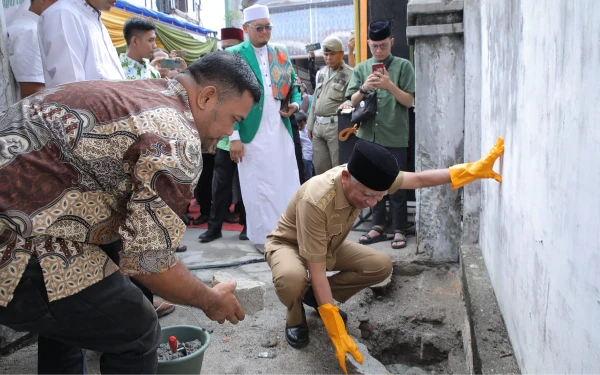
252,44,268,54
166,79,190,103
73,0,101,19
21,10,40,21
375,54,394,64
120,53,151,67
333,172,351,210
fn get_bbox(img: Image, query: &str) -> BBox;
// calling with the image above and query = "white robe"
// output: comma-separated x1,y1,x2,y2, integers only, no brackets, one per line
235,45,300,244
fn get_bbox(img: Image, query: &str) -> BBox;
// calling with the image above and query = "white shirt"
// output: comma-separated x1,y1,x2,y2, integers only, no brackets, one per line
38,0,125,88
7,10,44,87
299,127,312,161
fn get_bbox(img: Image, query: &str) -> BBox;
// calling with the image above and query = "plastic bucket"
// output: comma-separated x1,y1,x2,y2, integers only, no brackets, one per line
157,325,211,374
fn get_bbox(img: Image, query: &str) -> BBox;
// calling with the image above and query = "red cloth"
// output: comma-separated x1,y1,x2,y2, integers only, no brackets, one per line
221,27,244,41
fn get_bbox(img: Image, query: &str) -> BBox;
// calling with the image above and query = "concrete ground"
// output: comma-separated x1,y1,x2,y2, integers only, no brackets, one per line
0,216,519,374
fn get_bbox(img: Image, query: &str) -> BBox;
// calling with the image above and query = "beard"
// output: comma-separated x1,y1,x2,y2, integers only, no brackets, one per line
198,106,221,154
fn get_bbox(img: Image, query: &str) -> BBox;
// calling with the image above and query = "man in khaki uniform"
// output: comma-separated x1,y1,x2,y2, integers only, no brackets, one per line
307,36,353,175
265,138,505,373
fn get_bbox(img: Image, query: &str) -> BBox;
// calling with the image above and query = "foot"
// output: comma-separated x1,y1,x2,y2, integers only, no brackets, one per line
154,301,175,317
303,286,348,323
192,214,209,225
224,212,239,224
285,306,309,349
359,225,389,245
198,229,222,243
391,232,407,249
180,215,192,226
239,226,249,241
175,245,187,252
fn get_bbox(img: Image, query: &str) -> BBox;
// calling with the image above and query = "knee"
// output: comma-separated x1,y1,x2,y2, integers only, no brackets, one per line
367,252,393,283
272,268,309,299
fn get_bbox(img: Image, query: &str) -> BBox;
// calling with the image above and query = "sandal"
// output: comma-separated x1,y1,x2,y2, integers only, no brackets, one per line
359,226,390,245
391,233,407,249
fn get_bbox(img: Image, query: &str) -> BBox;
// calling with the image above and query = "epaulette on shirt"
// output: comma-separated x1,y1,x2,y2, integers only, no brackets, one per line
315,187,336,211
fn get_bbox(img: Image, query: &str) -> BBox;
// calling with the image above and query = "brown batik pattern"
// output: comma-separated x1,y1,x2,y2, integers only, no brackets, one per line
0,79,202,306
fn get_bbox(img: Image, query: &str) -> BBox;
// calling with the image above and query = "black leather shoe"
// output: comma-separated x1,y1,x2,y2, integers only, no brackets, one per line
224,213,239,224
192,214,209,226
198,229,222,243
303,286,348,323
285,306,309,349
239,226,248,241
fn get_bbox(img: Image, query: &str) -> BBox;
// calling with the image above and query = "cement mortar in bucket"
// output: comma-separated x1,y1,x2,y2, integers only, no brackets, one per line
157,325,211,374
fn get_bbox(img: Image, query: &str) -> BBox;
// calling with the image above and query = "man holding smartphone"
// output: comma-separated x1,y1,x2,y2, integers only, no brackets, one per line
345,19,416,250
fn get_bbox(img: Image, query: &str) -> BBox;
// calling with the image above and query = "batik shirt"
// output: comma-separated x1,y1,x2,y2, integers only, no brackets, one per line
0,79,202,307
120,53,162,80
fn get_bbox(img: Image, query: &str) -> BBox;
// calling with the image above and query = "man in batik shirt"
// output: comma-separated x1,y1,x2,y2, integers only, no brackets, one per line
0,52,261,373
120,17,162,80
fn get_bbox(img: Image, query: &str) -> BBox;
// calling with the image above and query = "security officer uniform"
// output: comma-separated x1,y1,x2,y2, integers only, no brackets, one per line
307,36,354,175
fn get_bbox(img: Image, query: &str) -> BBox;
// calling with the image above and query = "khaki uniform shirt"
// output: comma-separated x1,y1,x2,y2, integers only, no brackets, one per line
307,62,353,131
265,165,405,269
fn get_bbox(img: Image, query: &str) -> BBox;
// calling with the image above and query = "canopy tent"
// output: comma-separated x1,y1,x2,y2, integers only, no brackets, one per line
101,0,218,64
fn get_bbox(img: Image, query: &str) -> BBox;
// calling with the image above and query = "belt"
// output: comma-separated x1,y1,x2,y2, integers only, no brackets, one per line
315,115,337,124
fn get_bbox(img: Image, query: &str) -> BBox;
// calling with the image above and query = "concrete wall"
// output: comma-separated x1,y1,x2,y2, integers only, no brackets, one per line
473,0,600,372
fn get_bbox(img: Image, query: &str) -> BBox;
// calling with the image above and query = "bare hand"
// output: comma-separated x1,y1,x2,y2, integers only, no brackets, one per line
308,130,313,141
338,101,353,110
348,36,355,52
230,140,244,163
203,281,245,324
279,105,297,118
176,57,187,71
309,50,315,58
372,69,392,90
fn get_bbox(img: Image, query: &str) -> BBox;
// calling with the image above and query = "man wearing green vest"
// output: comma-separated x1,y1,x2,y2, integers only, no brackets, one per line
346,20,416,250
225,4,302,248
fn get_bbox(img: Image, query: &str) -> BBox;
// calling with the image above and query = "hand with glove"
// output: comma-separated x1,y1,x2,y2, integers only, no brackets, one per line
318,303,363,374
450,137,504,189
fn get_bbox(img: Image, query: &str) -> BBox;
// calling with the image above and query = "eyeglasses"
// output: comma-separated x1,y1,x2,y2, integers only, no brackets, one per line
246,23,273,33
368,42,390,51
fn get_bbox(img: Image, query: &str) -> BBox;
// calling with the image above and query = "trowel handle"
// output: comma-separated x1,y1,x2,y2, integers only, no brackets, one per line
168,336,178,353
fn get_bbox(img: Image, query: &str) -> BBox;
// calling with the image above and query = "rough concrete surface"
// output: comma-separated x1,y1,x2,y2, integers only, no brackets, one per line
461,245,519,374
0,225,481,374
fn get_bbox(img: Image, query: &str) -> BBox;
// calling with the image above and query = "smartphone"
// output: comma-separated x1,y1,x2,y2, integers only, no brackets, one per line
160,58,182,69
372,62,385,74
305,42,321,52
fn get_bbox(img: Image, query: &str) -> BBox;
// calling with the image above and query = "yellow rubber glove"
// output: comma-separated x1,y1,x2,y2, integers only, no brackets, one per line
318,303,363,374
449,137,504,189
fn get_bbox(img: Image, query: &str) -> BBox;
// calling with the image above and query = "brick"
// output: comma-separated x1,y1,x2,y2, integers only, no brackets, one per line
212,272,266,315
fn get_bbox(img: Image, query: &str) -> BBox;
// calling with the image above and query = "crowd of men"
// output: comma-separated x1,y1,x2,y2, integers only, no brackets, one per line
0,1,504,373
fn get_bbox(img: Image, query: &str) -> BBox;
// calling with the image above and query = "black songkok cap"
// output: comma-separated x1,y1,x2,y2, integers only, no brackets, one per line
368,19,392,41
347,141,399,191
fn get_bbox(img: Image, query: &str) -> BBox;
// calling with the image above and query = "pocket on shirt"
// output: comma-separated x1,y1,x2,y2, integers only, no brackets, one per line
327,224,343,238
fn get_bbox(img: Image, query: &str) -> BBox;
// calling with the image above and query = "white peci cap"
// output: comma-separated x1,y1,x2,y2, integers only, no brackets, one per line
243,4,270,23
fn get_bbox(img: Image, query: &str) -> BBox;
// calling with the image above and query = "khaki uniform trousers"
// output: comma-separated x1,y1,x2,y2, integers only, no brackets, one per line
266,240,392,325
312,120,340,175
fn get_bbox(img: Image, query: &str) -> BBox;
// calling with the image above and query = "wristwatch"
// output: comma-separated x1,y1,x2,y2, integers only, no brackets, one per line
359,85,367,94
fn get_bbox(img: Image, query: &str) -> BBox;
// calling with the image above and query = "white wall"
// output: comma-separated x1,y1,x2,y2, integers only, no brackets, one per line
476,0,600,372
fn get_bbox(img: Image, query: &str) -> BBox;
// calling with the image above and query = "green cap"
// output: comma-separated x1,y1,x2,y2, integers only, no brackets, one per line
322,36,343,52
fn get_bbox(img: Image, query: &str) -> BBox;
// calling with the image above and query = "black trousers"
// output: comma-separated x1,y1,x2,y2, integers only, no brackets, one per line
207,148,246,232
0,257,160,374
290,116,306,185
372,146,409,233
194,153,215,217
